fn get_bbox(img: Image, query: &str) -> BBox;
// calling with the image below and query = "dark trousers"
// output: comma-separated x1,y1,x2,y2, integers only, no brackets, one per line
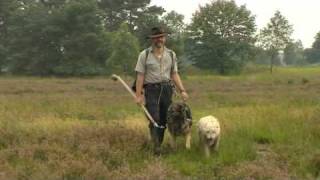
144,82,173,150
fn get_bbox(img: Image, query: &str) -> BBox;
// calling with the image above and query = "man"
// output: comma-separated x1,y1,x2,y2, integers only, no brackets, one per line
134,27,188,155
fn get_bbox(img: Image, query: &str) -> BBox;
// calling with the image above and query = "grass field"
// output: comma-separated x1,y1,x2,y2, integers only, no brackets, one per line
0,67,320,180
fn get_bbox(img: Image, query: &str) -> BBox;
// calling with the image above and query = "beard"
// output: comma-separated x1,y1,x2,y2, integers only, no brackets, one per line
154,40,164,48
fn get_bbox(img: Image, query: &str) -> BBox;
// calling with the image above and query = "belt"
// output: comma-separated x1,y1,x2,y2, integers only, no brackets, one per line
144,81,172,88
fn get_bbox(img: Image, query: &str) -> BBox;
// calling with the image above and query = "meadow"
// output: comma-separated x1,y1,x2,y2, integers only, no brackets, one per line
0,67,319,180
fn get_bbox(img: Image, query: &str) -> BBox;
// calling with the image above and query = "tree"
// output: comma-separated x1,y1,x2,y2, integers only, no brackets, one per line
106,23,140,75
6,0,110,75
186,0,256,74
161,11,188,71
97,0,165,49
0,0,19,72
284,40,305,65
162,11,185,56
0,1,15,37
162,11,185,34
6,1,62,74
132,5,165,48
53,0,110,76
312,32,320,49
98,0,164,31
0,43,6,72
305,32,320,64
257,10,293,73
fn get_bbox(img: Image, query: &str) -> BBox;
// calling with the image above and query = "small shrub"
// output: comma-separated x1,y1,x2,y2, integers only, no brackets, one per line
302,78,309,84
310,153,320,177
33,149,48,162
287,79,294,85
254,136,273,144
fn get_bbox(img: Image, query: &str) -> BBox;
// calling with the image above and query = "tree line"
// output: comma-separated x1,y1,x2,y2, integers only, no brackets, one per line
0,0,320,76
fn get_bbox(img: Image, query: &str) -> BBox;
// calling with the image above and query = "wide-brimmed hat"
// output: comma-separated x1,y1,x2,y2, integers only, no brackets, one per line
147,27,169,39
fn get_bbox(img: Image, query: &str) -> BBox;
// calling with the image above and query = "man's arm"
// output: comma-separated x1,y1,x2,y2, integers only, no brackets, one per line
135,73,145,105
171,72,185,92
171,72,189,101
134,50,147,105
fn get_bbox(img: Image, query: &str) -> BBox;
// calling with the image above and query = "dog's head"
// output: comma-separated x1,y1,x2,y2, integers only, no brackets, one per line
167,102,192,135
205,127,220,146
199,116,220,146
167,102,192,122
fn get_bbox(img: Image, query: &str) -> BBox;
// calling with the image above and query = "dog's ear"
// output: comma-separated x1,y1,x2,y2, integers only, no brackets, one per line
172,104,178,111
182,104,192,121
173,103,182,112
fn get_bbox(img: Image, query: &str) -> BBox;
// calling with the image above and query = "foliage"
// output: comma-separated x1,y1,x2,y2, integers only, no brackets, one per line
0,0,19,72
257,11,293,72
305,32,320,64
106,23,140,75
284,40,306,65
2,0,317,76
162,11,185,56
53,0,110,76
5,0,110,76
1,0,168,75
133,5,166,48
186,0,256,74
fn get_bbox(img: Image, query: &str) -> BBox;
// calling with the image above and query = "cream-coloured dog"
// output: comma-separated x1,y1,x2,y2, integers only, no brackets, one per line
198,115,220,157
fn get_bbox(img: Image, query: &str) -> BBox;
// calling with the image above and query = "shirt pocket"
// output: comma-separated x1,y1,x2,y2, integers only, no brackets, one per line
146,61,159,72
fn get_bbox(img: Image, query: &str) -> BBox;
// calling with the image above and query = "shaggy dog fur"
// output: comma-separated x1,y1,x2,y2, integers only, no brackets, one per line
167,102,192,149
198,115,220,157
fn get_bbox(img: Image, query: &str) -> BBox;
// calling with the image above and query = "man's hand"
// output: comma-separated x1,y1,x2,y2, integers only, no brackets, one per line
135,95,145,105
181,91,189,101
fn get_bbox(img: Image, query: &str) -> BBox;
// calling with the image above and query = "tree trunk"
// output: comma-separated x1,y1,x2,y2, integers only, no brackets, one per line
220,63,225,74
270,52,276,74
270,56,273,74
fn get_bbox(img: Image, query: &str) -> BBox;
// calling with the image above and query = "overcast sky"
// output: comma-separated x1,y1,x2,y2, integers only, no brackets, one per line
150,0,320,48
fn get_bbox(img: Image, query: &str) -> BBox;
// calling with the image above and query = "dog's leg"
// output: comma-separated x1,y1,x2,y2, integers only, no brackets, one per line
213,136,220,152
185,132,191,150
170,133,177,150
204,143,210,158
199,132,210,157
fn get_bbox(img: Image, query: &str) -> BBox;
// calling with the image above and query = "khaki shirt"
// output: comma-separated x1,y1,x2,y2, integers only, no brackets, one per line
135,47,178,84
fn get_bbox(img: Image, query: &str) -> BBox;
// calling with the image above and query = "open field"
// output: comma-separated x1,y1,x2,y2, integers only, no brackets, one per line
0,67,320,180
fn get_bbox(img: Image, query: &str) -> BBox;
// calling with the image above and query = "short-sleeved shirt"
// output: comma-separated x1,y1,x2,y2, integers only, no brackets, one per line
135,47,178,84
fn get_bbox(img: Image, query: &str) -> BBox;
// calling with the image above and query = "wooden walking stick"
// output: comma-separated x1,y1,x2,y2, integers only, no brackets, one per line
111,74,165,129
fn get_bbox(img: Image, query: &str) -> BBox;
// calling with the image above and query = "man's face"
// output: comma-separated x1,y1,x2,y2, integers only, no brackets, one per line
151,35,166,48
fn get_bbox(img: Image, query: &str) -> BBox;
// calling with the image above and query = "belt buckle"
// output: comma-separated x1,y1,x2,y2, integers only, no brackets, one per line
161,81,169,85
